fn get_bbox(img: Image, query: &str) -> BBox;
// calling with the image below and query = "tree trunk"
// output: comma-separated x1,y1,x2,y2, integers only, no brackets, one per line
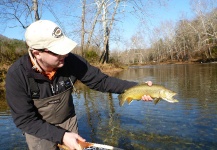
32,0,40,21
99,0,120,64
81,0,86,57
86,1,103,51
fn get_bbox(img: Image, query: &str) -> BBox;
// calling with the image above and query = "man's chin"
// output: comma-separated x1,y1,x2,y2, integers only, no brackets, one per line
56,63,64,68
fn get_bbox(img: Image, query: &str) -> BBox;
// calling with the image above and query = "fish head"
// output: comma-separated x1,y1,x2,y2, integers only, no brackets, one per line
160,90,178,103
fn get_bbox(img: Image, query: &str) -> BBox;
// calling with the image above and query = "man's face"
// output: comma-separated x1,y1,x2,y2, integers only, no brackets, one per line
35,49,68,71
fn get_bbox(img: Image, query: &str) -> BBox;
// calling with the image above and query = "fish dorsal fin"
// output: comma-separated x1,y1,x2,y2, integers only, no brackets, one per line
154,98,161,105
126,97,133,104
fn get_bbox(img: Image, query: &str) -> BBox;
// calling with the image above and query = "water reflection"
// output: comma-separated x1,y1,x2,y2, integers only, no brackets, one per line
0,64,217,149
75,63,217,149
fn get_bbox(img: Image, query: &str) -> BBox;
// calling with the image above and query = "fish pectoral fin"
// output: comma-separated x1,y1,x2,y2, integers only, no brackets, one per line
118,94,125,106
154,98,161,105
126,97,134,104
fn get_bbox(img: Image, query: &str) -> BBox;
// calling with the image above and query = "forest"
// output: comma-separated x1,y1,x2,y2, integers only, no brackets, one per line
111,7,217,64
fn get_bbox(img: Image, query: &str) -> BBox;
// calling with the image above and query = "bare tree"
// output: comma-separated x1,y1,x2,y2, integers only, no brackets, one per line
0,0,42,29
32,0,40,21
190,0,217,59
130,31,147,63
98,0,122,64
85,1,104,51
80,0,86,57
98,0,167,64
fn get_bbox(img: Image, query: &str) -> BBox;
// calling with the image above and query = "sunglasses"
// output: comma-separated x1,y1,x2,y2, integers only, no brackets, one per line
35,49,59,56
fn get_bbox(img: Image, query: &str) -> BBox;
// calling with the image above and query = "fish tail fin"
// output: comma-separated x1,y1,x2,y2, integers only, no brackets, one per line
118,94,125,106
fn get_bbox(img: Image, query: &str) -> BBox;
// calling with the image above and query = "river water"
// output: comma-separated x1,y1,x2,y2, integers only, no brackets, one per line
0,63,217,149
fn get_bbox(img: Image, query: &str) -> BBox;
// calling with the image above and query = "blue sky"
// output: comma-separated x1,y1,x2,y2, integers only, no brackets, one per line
113,0,195,49
1,0,195,48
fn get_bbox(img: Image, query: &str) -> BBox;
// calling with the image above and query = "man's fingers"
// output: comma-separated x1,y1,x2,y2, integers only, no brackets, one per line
142,95,153,101
76,135,86,142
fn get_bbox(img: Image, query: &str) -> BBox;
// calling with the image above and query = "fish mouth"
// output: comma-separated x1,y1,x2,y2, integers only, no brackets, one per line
164,92,178,103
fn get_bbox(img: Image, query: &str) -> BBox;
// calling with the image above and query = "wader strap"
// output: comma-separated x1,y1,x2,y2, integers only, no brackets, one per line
28,77,40,99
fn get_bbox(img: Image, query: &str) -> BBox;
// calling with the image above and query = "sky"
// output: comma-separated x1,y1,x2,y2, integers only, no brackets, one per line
1,0,196,49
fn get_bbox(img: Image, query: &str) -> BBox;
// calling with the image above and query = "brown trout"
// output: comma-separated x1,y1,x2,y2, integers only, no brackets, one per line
118,84,178,106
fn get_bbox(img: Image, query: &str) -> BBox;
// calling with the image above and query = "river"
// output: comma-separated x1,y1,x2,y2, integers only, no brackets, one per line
0,63,217,149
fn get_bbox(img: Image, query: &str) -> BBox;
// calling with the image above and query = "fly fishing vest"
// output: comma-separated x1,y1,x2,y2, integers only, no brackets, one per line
28,76,76,124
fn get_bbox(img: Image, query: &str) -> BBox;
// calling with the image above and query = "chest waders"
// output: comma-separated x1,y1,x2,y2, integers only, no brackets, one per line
25,77,78,150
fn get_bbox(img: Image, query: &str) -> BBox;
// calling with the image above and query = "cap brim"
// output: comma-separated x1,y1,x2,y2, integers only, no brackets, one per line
47,36,77,55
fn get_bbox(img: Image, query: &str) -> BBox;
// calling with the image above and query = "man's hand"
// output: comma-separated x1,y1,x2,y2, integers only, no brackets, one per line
141,81,153,101
63,132,85,150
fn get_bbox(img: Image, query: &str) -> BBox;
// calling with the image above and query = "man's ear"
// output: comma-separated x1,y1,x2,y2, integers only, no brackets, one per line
32,50,41,58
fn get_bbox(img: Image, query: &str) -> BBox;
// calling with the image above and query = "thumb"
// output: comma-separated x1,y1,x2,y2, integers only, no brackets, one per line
76,134,86,142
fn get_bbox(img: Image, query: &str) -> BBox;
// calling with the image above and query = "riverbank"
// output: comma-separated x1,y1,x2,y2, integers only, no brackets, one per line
0,64,8,101
91,63,126,76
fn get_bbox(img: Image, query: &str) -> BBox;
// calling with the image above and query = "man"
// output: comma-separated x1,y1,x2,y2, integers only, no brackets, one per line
6,20,152,150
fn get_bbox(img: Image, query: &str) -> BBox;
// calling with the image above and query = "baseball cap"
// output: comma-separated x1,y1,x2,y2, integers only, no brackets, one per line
25,20,77,55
